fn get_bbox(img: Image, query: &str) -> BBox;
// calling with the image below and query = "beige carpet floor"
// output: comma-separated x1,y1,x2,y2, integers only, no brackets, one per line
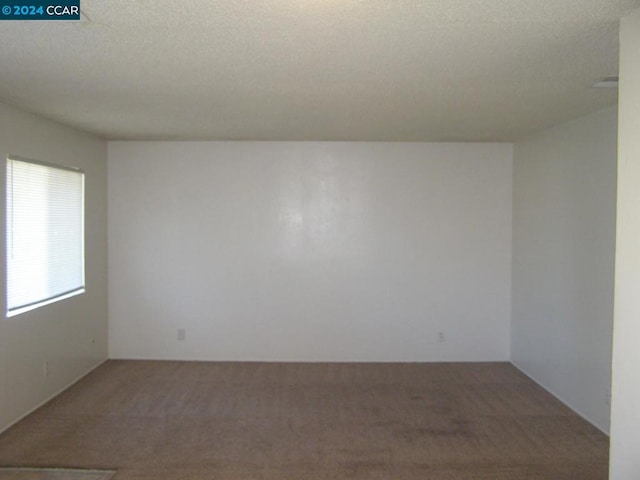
0,361,609,479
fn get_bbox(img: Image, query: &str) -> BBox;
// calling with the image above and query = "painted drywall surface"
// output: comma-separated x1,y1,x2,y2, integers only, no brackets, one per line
0,103,108,432
610,7,640,479
108,142,513,362
511,106,617,433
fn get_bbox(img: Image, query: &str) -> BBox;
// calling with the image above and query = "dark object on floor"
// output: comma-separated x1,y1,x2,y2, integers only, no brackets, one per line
0,468,114,480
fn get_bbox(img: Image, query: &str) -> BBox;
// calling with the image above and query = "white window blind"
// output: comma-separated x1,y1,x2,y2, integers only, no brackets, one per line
6,157,85,316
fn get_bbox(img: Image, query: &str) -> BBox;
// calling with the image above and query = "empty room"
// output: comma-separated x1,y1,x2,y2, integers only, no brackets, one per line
1,1,640,479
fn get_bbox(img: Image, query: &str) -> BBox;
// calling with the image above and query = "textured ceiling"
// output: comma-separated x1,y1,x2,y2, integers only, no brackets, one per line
0,0,637,141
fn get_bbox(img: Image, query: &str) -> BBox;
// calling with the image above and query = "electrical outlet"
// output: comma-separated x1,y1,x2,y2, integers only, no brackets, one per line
438,332,445,343
43,361,50,377
177,328,186,341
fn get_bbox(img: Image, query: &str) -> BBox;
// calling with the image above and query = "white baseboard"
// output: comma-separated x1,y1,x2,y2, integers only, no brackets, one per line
510,360,610,435
0,358,108,435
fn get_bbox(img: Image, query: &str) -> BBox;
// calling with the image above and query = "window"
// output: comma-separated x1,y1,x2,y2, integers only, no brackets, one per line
6,156,85,316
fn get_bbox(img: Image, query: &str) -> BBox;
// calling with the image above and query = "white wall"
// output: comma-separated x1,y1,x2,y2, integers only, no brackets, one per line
610,7,640,478
0,102,108,432
511,107,617,433
108,142,512,362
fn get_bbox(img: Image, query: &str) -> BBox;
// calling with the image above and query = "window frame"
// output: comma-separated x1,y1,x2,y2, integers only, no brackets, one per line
5,155,85,317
